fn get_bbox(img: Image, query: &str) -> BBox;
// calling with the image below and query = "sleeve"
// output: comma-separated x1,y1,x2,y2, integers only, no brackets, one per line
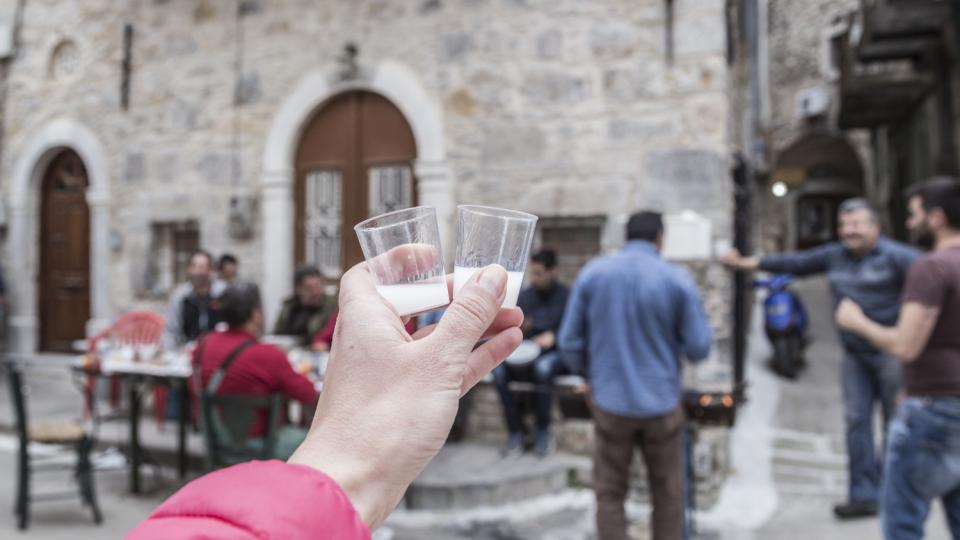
891,243,922,280
676,273,713,362
313,310,339,348
272,349,320,405
162,289,184,351
901,257,947,308
758,243,835,276
125,460,371,540
557,275,590,376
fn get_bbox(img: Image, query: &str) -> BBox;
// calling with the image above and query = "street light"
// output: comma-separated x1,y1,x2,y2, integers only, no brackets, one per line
771,181,788,198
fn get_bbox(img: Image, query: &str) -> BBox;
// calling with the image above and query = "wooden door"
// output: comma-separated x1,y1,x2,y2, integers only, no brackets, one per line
39,149,91,352
295,91,417,276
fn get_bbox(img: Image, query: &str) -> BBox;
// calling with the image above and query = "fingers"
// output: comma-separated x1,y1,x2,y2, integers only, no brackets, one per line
460,327,523,396
431,265,511,355
411,307,523,341
365,244,443,285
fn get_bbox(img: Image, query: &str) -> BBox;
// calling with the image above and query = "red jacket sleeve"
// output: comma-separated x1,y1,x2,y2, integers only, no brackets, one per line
313,309,339,348
126,460,370,539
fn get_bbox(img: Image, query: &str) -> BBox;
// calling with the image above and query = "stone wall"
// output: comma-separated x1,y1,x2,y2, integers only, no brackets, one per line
1,0,733,321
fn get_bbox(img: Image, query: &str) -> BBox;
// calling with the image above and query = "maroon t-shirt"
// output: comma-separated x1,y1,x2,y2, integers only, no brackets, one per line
901,246,960,397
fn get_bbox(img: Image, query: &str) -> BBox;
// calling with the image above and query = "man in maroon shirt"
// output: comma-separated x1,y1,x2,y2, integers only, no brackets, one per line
196,282,319,460
837,177,960,539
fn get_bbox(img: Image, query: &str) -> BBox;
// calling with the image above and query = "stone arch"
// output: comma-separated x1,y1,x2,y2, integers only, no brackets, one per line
7,118,112,353
260,60,449,324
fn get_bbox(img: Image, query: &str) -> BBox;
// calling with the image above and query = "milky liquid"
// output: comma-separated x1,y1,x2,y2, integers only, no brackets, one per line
453,266,525,308
375,282,450,317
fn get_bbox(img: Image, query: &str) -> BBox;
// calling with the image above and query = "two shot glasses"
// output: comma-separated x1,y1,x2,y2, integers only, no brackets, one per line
354,205,538,317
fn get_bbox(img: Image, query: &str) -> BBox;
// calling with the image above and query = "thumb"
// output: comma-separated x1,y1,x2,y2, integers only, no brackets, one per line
432,265,508,353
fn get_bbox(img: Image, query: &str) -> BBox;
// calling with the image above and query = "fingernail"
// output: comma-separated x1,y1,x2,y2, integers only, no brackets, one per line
476,264,507,298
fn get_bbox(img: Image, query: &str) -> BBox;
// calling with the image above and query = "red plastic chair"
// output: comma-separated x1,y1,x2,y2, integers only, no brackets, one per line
85,312,168,429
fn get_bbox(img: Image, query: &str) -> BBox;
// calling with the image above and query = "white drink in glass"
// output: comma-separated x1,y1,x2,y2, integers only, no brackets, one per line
453,266,524,308
376,281,450,317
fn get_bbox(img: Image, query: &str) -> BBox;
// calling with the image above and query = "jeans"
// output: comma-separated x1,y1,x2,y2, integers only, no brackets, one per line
493,351,565,434
841,351,901,503
882,398,960,540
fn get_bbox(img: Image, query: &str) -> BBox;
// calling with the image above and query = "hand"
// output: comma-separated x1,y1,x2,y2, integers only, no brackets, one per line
718,248,744,268
311,341,330,352
532,331,556,350
835,298,867,331
289,263,523,530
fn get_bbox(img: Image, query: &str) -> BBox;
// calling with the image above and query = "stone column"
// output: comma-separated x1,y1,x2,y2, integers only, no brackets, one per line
5,198,37,355
261,170,295,327
87,189,112,336
415,159,453,268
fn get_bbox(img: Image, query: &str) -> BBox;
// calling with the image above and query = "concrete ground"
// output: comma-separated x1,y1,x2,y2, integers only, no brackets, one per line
0,277,954,538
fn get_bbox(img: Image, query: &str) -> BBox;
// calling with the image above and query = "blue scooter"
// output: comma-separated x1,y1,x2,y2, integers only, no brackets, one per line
755,275,809,379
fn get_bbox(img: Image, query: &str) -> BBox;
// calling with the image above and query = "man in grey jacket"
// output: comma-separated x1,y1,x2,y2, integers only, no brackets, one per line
721,198,920,520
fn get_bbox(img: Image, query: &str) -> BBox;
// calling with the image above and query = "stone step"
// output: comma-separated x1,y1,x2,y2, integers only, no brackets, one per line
404,443,590,511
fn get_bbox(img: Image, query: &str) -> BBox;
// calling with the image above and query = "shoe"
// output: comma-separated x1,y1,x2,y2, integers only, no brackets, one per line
833,500,877,519
501,432,523,457
534,430,553,457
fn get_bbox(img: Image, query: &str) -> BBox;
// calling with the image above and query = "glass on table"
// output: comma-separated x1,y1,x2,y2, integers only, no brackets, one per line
354,206,450,317
453,205,538,308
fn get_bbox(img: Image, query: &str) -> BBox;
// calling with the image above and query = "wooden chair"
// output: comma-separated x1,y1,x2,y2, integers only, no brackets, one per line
199,393,282,470
6,359,102,530
84,312,168,428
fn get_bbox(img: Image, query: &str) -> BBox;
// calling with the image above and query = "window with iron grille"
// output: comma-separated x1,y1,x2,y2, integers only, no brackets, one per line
304,169,343,277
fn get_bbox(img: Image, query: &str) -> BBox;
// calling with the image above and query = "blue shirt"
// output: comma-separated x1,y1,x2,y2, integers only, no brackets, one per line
558,241,712,418
517,281,569,348
759,237,920,354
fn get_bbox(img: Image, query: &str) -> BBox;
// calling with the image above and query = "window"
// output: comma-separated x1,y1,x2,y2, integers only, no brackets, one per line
537,216,606,285
368,164,413,216
147,221,199,295
304,169,343,278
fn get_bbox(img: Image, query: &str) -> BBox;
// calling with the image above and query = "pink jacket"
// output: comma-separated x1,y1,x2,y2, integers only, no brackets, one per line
126,460,371,539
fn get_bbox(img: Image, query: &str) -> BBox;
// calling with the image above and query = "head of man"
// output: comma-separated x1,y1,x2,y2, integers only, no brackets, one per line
907,177,960,248
218,254,238,282
529,249,559,291
837,198,881,255
220,282,264,336
187,250,215,292
626,211,664,250
294,265,326,308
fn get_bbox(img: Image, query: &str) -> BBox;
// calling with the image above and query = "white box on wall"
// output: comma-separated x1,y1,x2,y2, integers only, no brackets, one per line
662,210,713,261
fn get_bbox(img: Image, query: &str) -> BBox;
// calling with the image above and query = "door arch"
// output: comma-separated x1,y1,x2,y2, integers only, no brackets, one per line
294,90,417,276
39,149,91,351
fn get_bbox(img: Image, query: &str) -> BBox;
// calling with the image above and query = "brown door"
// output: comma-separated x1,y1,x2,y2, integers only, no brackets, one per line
295,91,417,275
39,149,91,352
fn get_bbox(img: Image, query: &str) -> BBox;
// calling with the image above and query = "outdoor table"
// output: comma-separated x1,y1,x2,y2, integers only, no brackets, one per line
71,346,327,494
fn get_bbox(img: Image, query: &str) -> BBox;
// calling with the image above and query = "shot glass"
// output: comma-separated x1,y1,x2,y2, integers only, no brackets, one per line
453,205,538,308
354,206,450,317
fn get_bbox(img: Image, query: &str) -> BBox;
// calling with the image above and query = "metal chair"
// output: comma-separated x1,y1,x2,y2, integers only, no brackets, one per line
199,392,282,470
6,359,102,530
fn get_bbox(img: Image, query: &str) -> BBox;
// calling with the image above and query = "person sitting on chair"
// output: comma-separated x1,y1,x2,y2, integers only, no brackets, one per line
493,249,570,456
273,265,338,347
196,282,319,460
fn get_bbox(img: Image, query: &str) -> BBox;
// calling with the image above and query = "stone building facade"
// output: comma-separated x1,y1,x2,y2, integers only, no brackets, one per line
0,0,735,357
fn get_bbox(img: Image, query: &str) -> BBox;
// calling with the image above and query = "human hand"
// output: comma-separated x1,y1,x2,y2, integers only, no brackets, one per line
289,263,523,530
532,331,556,350
718,248,744,268
835,298,867,331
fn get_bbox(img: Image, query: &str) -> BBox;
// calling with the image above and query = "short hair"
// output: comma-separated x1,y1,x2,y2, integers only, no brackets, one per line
219,282,262,328
218,253,238,270
190,250,214,267
626,211,663,242
907,176,960,229
294,265,323,288
838,198,879,223
530,249,558,269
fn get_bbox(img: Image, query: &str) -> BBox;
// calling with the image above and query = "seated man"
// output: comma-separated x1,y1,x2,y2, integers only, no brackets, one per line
493,249,570,456
162,250,226,351
273,265,337,347
197,282,319,460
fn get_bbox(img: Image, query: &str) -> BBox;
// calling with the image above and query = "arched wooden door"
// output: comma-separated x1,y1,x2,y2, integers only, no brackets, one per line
39,149,91,352
294,91,417,276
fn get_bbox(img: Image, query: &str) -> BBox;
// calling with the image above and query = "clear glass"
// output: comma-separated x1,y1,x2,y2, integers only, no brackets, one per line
354,206,449,317
453,205,538,307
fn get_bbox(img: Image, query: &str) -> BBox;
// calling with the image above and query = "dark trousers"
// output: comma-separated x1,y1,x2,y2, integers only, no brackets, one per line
493,351,565,434
592,402,685,540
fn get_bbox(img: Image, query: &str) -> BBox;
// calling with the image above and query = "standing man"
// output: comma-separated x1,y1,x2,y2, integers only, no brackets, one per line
273,265,337,347
837,178,960,539
721,198,919,519
493,249,570,456
162,250,226,351
559,211,712,540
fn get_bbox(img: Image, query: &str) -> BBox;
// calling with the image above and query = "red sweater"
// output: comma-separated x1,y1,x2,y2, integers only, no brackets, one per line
196,329,318,436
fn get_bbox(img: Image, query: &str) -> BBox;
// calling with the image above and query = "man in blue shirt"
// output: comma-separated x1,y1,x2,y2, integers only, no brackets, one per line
721,198,920,520
559,211,712,540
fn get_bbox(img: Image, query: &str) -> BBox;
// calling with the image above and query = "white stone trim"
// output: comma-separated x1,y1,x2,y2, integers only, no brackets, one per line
260,61,449,324
6,118,112,354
